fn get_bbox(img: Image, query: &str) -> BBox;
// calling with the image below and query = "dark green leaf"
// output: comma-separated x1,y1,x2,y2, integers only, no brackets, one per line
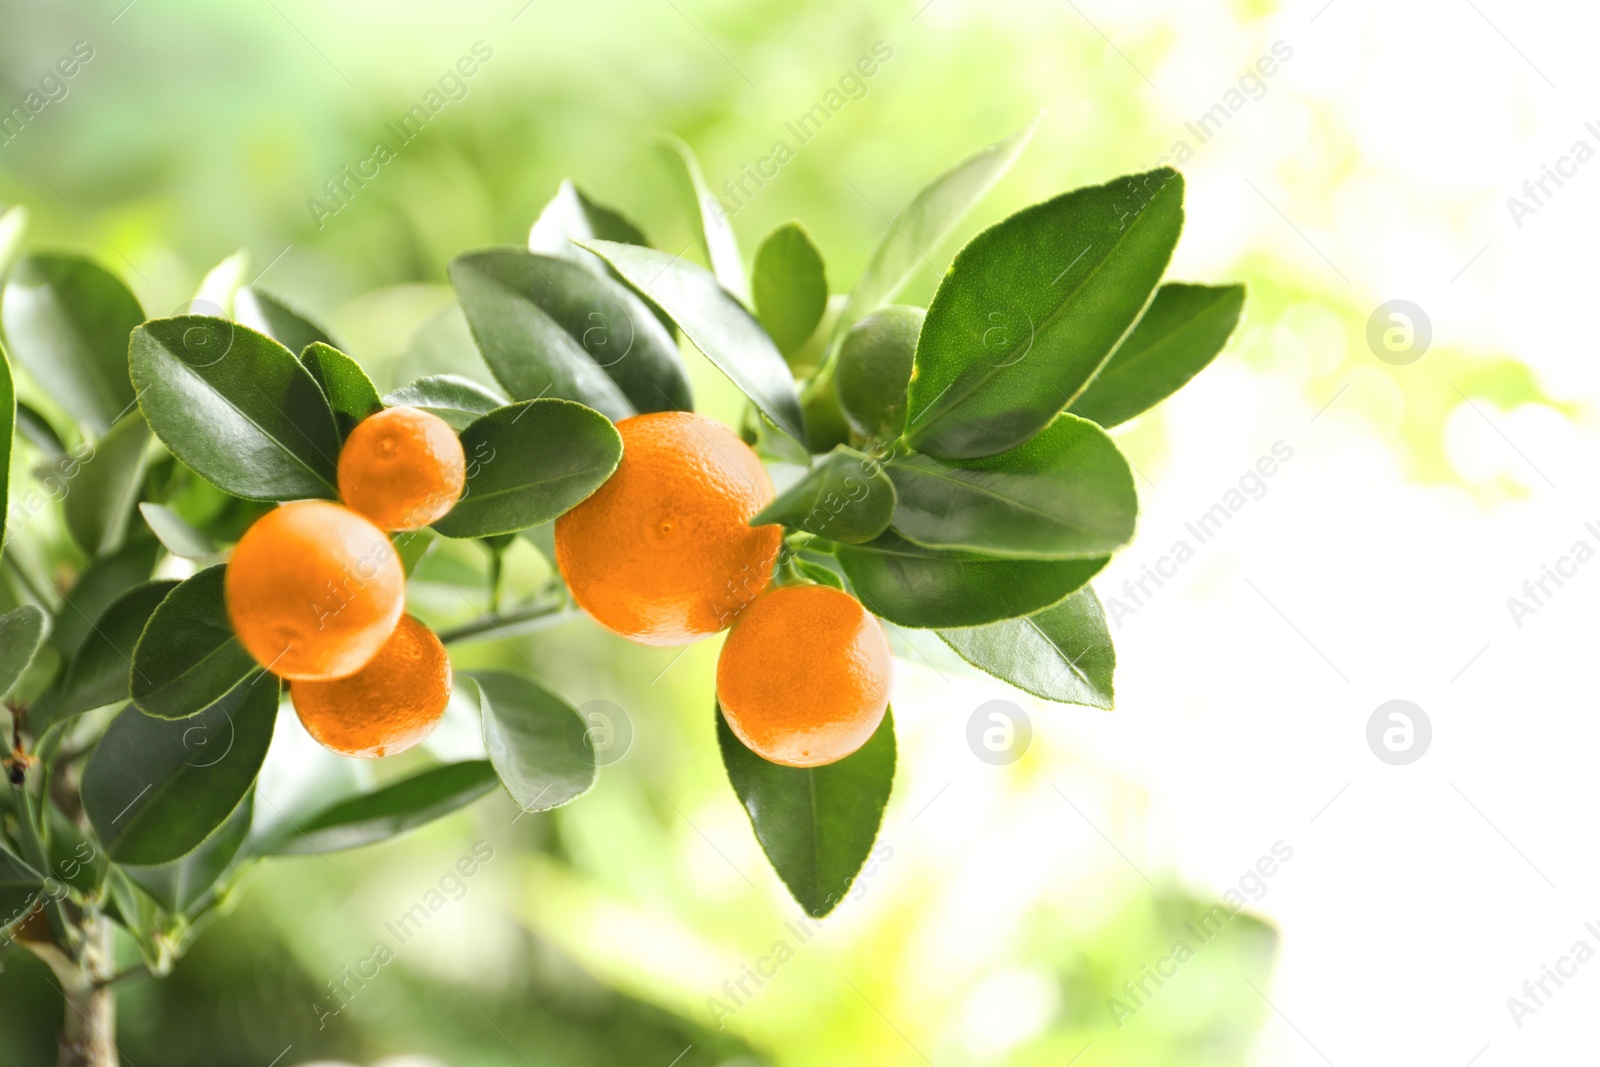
131,316,342,500
652,133,748,303
131,566,259,721
50,580,176,722
832,120,1036,345
15,400,66,455
82,676,278,865
383,374,506,431
718,704,895,918
0,605,46,698
137,502,218,560
906,169,1185,459
234,287,335,356
50,537,160,660
121,789,253,914
450,249,692,418
256,761,498,855
472,671,596,811
581,240,806,443
835,530,1106,628
1069,283,1245,427
301,341,382,440
836,305,922,441
1,255,143,433
63,410,151,556
753,447,895,544
887,414,1136,558
0,844,43,932
432,399,622,539
753,222,828,358
938,586,1115,707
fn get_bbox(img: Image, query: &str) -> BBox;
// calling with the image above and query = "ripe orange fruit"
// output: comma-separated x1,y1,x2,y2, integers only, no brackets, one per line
554,411,783,645
225,500,405,680
337,406,465,531
716,583,891,767
289,615,452,758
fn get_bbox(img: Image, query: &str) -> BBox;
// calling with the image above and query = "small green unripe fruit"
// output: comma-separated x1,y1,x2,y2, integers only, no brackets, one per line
836,305,923,441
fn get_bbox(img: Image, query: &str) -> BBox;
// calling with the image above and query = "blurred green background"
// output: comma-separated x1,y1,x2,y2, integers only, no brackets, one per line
0,0,1568,1064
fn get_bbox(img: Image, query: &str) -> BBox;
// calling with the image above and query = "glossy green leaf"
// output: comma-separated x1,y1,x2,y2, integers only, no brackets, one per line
63,410,151,556
1069,282,1245,427
0,604,47,698
887,414,1136,559
833,120,1035,345
301,341,382,440
131,316,342,500
473,671,596,812
257,761,498,855
835,530,1107,628
121,789,253,914
450,249,691,418
581,240,806,442
137,502,218,560
938,586,1115,707
131,566,259,720
0,844,43,932
718,704,895,918
906,169,1185,459
753,222,828,358
530,179,647,264
0,205,26,285
836,305,922,441
432,399,622,539
383,374,506,431
82,676,278,865
652,133,748,303
234,286,335,356
1,254,143,433
50,581,177,722
50,538,160,660
753,446,895,544
797,559,845,590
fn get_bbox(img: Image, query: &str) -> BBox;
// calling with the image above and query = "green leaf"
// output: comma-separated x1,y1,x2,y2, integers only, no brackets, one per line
835,530,1106,628
797,559,845,590
383,374,506,431
1,254,143,433
580,240,806,443
0,205,27,285
0,604,47,698
886,413,1136,559
472,671,596,812
137,502,218,560
82,676,278,865
121,789,253,914
15,400,65,455
256,761,498,855
753,222,828,359
530,178,648,263
49,581,177,724
194,251,249,318
50,538,160,660
938,586,1115,708
905,169,1185,459
753,447,895,544
450,249,692,418
1069,282,1245,427
63,410,151,556
836,305,922,441
652,133,748,303
131,566,259,721
718,703,895,918
833,120,1036,345
432,399,621,539
131,316,342,501
234,286,335,356
0,844,43,932
300,341,382,440
0,338,13,550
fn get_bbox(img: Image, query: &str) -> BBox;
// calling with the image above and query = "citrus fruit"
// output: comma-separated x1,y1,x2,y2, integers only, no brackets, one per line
289,615,452,758
225,499,405,680
337,406,466,531
716,583,891,767
836,304,923,441
554,411,783,645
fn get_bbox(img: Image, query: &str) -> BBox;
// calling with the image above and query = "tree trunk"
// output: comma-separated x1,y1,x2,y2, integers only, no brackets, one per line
55,918,116,1067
